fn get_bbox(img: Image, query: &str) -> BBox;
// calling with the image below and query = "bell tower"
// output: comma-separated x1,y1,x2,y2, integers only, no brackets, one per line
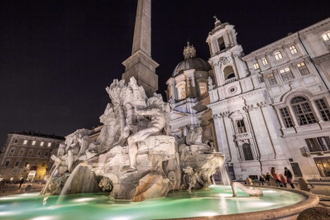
122,0,159,97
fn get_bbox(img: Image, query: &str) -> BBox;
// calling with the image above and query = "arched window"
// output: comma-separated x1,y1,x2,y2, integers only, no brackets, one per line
223,66,235,80
242,143,254,160
274,51,283,60
291,96,317,125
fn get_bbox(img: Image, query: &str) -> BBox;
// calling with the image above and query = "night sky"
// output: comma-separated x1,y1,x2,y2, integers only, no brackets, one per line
0,0,329,146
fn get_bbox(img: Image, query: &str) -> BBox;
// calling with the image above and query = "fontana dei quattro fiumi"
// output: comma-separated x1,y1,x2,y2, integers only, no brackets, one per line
3,0,330,219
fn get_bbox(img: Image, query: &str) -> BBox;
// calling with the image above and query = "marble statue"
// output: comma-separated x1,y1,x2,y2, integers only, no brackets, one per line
208,77,214,90
46,76,229,202
231,182,263,197
127,94,167,172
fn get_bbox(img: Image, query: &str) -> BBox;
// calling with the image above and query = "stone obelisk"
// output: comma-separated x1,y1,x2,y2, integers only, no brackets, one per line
122,0,159,97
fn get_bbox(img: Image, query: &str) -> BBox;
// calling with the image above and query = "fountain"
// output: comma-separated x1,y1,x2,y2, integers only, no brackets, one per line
0,76,318,220
0,0,319,218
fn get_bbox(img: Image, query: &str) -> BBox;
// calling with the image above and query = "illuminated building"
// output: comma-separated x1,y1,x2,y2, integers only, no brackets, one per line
0,131,64,181
168,17,330,180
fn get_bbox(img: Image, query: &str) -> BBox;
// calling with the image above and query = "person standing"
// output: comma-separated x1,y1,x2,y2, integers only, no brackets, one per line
259,174,266,185
271,167,282,186
18,177,24,188
284,167,295,189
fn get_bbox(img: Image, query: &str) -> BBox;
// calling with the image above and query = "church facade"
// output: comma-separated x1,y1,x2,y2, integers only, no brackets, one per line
167,17,330,180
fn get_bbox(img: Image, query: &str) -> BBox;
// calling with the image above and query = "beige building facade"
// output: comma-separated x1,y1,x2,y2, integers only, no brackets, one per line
0,132,64,182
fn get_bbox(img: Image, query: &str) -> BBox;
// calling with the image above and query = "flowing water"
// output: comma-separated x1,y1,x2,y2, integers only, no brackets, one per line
220,163,231,185
56,163,82,204
0,185,304,220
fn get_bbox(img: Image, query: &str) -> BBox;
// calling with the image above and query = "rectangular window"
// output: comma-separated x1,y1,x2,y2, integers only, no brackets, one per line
14,139,18,144
274,51,283,60
315,99,330,121
279,67,294,81
322,33,330,41
199,82,207,95
32,141,36,145
236,120,247,133
4,161,10,166
47,142,52,147
279,107,294,128
45,152,49,156
253,63,260,70
297,62,310,76
289,45,298,54
262,58,268,65
267,73,277,85
258,75,265,83
40,141,44,146
314,157,330,177
15,162,20,166
23,140,28,145
305,137,330,152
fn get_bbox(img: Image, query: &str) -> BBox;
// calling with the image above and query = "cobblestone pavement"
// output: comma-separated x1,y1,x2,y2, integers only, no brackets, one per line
308,181,330,209
0,182,45,197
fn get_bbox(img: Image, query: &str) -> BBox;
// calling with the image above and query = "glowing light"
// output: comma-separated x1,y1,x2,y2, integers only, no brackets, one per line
245,202,274,208
199,211,219,217
74,198,95,202
31,216,56,220
0,211,17,216
262,190,277,194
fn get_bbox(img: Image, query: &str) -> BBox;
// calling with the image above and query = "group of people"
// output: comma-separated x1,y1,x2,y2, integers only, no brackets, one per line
259,167,295,188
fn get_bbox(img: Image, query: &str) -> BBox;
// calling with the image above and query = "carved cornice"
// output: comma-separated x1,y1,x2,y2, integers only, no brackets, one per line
243,104,256,112
313,53,330,64
299,18,330,34
257,101,268,108
235,132,252,141
208,88,266,109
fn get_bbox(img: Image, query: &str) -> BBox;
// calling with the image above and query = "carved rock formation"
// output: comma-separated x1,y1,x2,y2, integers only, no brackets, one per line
231,182,263,197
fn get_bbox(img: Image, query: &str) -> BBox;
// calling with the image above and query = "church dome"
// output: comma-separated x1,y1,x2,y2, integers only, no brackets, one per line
172,42,211,77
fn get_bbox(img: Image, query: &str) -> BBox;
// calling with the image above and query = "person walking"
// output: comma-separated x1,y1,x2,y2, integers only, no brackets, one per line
271,167,282,187
284,167,295,189
279,174,287,188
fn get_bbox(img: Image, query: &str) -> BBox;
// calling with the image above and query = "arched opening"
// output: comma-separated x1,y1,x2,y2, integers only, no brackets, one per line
223,66,235,80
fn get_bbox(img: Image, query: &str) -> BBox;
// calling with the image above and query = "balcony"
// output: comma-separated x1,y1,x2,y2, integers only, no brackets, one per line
235,132,252,141
223,78,236,85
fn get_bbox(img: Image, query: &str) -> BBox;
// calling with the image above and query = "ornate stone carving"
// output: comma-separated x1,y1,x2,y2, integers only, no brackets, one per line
231,182,263,197
243,104,256,112
257,101,267,108
48,76,227,203
208,77,214,90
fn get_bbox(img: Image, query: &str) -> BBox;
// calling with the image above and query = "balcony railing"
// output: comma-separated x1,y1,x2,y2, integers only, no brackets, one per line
223,78,236,85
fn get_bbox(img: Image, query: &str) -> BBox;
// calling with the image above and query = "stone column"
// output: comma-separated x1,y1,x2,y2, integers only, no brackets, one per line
213,114,231,162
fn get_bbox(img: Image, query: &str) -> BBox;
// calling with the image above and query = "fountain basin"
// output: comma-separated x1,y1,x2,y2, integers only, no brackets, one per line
0,186,318,220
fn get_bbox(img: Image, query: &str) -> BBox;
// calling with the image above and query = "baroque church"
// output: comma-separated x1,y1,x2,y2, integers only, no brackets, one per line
167,17,330,180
